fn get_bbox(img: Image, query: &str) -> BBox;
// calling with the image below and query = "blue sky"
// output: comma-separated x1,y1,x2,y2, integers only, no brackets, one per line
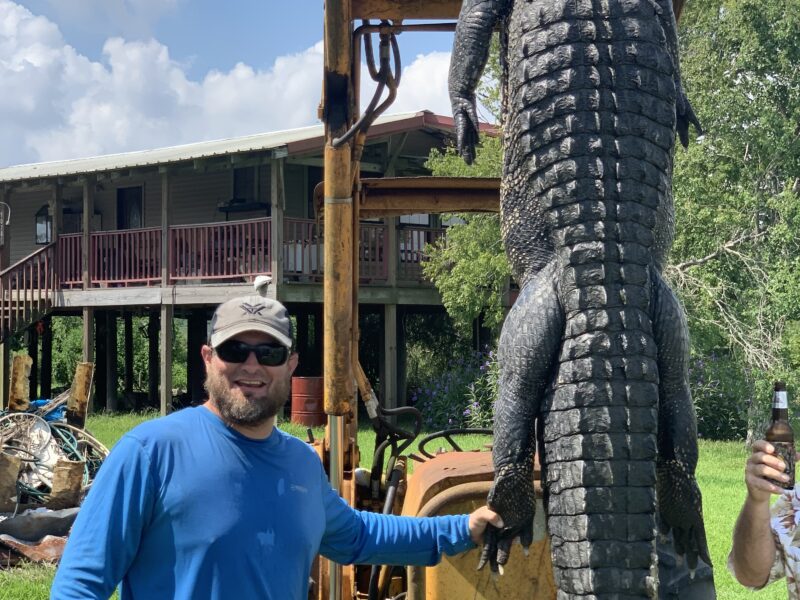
0,0,460,167
19,0,455,80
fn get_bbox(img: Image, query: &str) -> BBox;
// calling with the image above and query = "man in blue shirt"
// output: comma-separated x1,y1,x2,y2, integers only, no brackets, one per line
51,293,502,600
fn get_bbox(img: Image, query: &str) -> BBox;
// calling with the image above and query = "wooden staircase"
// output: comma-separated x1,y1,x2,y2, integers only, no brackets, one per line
0,243,58,343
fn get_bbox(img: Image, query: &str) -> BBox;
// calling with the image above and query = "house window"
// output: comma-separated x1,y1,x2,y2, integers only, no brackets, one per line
117,186,143,230
233,167,257,202
35,206,52,244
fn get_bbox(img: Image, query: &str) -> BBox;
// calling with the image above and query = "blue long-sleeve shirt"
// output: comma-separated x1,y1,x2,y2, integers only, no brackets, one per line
51,406,474,600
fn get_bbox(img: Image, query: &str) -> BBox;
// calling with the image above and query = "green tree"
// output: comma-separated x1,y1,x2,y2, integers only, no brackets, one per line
49,314,189,404
670,0,800,433
423,136,507,333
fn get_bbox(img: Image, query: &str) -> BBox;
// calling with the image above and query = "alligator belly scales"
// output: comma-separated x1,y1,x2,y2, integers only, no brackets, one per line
449,0,710,598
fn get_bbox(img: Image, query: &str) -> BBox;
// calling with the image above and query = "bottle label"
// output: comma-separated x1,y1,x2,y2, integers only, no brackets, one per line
769,441,796,490
775,391,788,409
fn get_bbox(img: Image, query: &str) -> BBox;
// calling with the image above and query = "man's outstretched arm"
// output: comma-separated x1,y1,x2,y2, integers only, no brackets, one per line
318,468,501,566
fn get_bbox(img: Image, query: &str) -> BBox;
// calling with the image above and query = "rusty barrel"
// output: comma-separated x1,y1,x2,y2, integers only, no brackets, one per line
291,376,325,427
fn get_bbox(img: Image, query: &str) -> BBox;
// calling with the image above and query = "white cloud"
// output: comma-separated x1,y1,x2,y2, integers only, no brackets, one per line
383,51,452,116
0,1,457,168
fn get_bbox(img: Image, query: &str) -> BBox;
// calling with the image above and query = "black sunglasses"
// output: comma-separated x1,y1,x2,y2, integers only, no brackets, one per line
214,340,289,366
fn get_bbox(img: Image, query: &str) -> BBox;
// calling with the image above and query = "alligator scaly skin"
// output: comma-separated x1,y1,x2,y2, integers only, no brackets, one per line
449,1,709,597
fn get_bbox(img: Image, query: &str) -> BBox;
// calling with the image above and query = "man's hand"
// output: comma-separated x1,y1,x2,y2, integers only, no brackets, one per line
730,439,788,587
747,440,792,504
468,506,504,546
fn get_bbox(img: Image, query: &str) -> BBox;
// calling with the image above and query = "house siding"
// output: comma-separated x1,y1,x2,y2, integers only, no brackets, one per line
9,189,50,264
170,167,273,225
170,171,229,225
284,164,307,219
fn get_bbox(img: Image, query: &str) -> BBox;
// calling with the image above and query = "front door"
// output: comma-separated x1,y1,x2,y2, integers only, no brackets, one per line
117,186,143,230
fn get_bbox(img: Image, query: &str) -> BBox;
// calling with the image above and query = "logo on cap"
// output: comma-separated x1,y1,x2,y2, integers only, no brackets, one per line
240,302,266,316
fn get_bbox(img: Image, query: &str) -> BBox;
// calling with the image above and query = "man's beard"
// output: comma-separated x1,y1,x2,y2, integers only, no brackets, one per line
204,369,290,427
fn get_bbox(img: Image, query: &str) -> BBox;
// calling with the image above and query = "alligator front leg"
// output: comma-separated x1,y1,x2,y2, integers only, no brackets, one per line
653,0,703,147
481,260,563,572
448,0,509,164
651,271,712,570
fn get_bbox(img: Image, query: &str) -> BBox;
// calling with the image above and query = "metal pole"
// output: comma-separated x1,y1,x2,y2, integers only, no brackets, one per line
328,414,345,600
323,2,353,599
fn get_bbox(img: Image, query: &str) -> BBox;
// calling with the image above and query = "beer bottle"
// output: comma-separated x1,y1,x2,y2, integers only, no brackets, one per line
765,381,795,490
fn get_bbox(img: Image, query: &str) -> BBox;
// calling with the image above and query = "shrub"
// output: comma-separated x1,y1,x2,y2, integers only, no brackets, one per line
411,351,484,430
690,351,750,440
464,350,499,428
410,348,500,431
404,311,475,403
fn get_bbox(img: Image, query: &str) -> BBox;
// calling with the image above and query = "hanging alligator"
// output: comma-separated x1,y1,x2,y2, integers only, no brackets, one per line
449,0,710,597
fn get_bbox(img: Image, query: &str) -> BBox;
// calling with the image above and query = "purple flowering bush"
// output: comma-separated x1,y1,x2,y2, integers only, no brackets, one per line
464,351,499,428
410,349,499,431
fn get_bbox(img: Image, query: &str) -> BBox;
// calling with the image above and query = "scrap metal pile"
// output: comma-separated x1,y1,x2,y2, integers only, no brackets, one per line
0,358,104,568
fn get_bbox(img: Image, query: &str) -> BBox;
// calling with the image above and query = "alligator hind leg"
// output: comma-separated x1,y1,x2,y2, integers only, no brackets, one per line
482,259,564,571
651,270,712,570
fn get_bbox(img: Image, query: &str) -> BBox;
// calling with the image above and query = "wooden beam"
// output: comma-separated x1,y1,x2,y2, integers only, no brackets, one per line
360,176,500,216
49,182,63,240
384,132,408,175
160,304,173,415
323,3,353,595
66,362,93,429
187,310,207,403
229,153,270,166
94,311,107,409
106,311,118,411
124,312,134,400
314,177,500,218
161,170,170,286
27,326,38,401
0,343,9,410
147,310,159,411
0,186,9,270
673,0,686,21
352,0,685,21
351,0,461,19
41,316,52,400
286,157,383,173
82,178,94,289
82,307,94,364
323,0,355,418
270,159,285,286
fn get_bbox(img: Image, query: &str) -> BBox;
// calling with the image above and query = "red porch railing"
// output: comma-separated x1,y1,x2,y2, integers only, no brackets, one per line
398,226,444,282
169,217,271,283
91,228,162,286
47,218,437,291
0,243,57,341
57,233,83,288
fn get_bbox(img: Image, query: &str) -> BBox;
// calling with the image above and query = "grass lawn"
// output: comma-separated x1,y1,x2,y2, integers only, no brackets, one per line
0,411,787,599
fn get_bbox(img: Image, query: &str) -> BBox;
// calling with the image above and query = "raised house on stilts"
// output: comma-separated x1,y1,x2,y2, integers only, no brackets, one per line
0,110,499,415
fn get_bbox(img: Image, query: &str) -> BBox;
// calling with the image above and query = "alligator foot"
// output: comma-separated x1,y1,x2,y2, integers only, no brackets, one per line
478,463,536,573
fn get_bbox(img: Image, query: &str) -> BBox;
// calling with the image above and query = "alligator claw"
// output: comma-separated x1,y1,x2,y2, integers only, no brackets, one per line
676,82,703,148
451,97,480,165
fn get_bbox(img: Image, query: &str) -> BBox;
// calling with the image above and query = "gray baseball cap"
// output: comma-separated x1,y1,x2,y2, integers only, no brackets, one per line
209,295,293,349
